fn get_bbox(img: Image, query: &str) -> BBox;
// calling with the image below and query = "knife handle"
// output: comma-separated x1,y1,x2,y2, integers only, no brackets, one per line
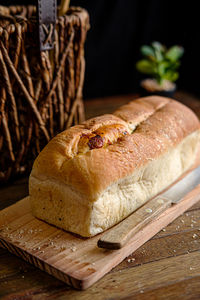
97,196,172,250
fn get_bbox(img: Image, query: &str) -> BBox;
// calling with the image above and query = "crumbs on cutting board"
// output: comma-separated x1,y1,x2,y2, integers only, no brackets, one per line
192,233,198,239
0,225,80,254
191,220,197,223
71,246,77,252
127,258,136,263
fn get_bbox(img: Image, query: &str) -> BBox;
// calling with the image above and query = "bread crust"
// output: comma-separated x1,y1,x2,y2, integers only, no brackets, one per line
29,96,200,236
30,96,200,199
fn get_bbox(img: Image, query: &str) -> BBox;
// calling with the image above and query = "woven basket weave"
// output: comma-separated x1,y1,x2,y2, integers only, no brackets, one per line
0,5,89,182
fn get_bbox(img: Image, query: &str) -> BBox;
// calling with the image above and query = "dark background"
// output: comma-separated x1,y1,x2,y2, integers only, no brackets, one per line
1,0,200,98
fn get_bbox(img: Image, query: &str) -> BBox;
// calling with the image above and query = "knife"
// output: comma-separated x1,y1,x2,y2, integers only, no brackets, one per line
97,165,200,250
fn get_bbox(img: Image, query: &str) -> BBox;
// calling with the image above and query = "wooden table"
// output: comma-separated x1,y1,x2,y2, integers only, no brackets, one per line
1,91,200,300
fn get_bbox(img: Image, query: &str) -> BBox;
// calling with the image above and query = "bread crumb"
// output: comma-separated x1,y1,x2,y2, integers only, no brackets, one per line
181,220,185,223
145,208,153,213
193,234,198,239
33,246,41,251
162,228,166,232
191,224,194,228
127,258,135,263
173,250,176,252
60,246,67,251
191,220,197,224
22,275,24,278
131,258,136,262
190,267,195,270
71,246,77,252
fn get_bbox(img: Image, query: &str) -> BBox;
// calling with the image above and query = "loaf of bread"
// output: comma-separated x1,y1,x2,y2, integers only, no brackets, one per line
29,96,200,237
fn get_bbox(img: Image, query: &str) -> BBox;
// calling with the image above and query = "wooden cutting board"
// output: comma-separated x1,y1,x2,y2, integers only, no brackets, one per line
0,165,200,290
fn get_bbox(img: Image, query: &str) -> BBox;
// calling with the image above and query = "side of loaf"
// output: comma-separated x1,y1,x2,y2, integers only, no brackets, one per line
29,96,200,237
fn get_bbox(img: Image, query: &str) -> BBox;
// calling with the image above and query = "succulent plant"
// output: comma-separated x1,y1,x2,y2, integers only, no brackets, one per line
136,41,184,85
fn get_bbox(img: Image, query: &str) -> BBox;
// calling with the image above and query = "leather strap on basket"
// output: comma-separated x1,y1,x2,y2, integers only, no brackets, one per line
37,0,57,51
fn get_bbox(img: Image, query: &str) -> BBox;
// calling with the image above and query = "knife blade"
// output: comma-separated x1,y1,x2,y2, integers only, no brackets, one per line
164,165,200,203
97,165,200,250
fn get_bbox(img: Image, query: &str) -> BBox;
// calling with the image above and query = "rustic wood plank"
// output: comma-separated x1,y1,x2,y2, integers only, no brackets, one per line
55,251,200,300
123,276,200,300
0,233,200,299
155,208,200,238
112,228,200,273
1,225,199,281
0,249,69,299
0,177,28,210
1,248,200,299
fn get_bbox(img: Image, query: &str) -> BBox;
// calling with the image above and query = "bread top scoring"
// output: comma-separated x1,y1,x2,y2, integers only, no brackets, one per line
77,96,170,154
30,96,200,200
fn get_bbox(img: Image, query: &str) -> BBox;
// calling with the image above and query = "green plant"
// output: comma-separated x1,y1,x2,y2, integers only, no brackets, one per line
136,41,184,85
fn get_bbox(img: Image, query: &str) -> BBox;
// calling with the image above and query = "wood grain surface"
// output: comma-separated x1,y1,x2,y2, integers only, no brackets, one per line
0,91,200,299
0,174,200,291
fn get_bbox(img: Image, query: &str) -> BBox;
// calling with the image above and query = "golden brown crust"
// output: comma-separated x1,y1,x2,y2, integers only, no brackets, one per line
113,95,169,128
30,96,200,200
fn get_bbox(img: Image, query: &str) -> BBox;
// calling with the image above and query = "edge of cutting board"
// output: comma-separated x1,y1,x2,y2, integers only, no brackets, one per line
0,182,200,290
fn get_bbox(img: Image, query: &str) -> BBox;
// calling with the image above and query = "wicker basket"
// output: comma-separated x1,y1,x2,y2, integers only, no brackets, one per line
0,5,89,183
